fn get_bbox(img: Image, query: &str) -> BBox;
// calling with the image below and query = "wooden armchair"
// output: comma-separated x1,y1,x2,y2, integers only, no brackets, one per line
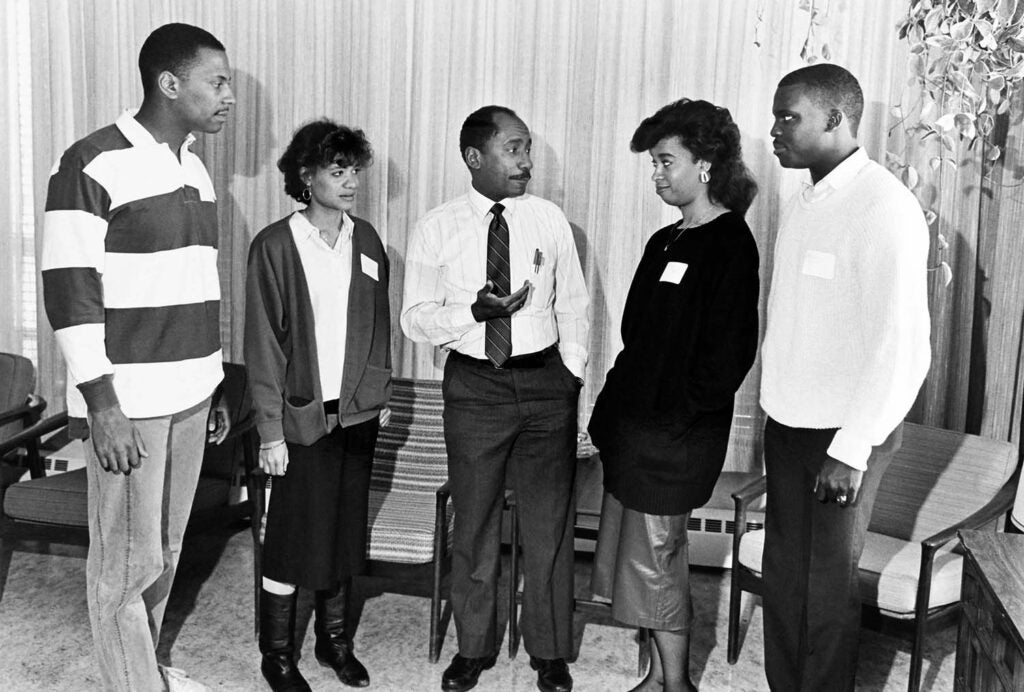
0,363,258,598
728,421,1020,692
248,378,457,662
0,352,47,476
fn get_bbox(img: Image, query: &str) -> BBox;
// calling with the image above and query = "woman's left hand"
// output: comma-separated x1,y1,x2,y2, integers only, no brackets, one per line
379,406,392,427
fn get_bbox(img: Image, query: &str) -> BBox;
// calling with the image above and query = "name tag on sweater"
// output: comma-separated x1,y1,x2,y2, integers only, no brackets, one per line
801,250,835,279
660,262,688,284
360,254,379,281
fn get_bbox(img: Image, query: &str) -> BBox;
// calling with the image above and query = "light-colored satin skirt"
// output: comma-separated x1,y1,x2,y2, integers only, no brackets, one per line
591,492,693,631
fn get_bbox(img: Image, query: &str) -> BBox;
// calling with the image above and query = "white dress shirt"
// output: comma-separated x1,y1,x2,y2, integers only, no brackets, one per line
290,211,354,400
401,187,590,378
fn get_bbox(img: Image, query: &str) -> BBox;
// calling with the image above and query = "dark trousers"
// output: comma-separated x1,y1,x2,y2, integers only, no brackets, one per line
762,418,902,692
442,348,579,659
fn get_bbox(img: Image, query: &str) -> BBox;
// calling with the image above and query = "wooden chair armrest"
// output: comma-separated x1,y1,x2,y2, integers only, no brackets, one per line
731,475,767,565
920,470,1019,553
0,398,47,427
0,411,69,457
732,475,767,510
436,480,451,504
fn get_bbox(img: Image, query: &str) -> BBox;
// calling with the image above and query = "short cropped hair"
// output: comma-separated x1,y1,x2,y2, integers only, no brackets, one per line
778,63,864,135
277,119,374,203
631,98,758,215
459,105,520,161
138,23,225,98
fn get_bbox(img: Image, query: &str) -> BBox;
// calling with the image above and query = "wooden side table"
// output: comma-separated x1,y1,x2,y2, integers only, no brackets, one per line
955,530,1024,691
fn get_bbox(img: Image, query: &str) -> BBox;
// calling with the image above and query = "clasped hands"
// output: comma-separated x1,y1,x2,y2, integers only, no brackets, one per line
470,280,531,322
813,456,863,509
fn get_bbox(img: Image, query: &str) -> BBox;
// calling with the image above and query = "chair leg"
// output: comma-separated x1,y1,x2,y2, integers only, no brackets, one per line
727,565,743,664
908,614,927,692
637,627,651,677
251,471,267,639
507,492,520,659
431,488,450,663
908,547,936,692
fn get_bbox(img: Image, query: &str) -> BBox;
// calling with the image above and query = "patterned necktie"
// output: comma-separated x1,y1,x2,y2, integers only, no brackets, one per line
485,203,512,367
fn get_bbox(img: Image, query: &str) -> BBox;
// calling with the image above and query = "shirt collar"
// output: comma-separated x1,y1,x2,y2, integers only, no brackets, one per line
290,210,354,245
116,109,196,153
803,147,869,202
467,186,523,220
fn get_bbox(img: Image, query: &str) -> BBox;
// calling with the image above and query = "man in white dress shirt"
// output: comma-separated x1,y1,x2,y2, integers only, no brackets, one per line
402,105,589,692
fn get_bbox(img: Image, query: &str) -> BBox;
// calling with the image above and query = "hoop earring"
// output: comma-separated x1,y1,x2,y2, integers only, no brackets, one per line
699,169,710,184
301,185,312,203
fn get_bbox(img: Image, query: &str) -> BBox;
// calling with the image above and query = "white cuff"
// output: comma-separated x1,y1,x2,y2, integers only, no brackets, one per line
826,429,871,471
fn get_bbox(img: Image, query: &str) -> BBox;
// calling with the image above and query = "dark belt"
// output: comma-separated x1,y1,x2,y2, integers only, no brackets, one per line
449,345,557,370
324,399,340,415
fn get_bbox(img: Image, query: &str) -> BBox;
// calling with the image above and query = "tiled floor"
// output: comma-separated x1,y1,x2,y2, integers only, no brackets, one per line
0,523,956,690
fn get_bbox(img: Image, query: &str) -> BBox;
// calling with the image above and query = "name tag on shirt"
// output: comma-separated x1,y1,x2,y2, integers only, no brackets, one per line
801,250,835,280
659,261,688,284
360,254,379,281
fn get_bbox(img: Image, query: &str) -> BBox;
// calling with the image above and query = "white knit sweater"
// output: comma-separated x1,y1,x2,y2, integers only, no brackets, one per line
760,148,931,470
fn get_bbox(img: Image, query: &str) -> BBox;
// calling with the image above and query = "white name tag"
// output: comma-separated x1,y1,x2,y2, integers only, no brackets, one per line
659,261,688,284
360,254,379,281
801,250,835,280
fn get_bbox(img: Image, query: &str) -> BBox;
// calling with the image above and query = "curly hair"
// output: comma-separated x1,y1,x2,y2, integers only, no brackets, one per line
277,119,374,203
630,99,758,215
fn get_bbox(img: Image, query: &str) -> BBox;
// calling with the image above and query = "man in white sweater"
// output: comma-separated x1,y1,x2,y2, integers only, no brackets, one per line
759,64,931,691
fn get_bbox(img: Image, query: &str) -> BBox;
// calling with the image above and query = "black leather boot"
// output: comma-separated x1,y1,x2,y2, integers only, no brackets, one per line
259,589,312,692
314,581,370,687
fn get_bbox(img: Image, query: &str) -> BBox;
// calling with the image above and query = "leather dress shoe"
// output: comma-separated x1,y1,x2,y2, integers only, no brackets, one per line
530,656,573,692
441,653,498,691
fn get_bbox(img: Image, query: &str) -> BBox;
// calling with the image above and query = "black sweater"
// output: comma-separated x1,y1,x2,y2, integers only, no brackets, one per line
589,211,759,515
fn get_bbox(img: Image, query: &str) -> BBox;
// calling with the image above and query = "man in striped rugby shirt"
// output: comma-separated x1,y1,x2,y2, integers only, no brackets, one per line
41,23,235,692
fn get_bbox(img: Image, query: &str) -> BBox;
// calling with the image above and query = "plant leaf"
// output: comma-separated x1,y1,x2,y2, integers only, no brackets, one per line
902,166,921,189
935,112,958,130
940,261,953,287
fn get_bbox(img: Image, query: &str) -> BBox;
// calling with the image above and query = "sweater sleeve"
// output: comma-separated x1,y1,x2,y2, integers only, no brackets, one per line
243,235,289,443
41,153,118,411
827,202,931,470
682,230,760,414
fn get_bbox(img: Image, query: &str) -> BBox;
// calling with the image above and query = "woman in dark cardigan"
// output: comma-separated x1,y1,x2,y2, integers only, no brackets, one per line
589,99,760,692
244,120,392,691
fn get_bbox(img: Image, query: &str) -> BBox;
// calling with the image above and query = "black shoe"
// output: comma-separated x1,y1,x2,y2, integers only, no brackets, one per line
530,656,573,692
258,590,312,692
314,584,370,687
441,653,498,691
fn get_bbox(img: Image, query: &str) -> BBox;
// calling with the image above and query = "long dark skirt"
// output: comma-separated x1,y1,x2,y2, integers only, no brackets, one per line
262,417,379,591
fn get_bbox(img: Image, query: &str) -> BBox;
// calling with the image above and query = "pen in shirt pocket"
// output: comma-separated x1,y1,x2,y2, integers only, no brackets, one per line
532,248,543,273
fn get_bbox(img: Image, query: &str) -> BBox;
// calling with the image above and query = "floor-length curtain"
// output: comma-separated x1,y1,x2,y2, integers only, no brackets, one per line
21,0,916,473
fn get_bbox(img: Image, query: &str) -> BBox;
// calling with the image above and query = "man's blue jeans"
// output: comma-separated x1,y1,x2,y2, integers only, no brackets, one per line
84,398,208,691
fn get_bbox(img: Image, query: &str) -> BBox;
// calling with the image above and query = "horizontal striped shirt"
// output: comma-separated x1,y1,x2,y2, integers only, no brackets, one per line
41,110,223,424
401,187,590,378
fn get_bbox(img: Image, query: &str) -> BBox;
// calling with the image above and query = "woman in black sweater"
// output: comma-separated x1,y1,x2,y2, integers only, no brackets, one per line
589,99,759,692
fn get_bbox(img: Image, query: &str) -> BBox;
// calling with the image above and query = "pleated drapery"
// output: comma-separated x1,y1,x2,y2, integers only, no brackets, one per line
5,0,1024,474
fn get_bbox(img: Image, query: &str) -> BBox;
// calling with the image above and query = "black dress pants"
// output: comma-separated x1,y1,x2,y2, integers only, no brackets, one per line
442,348,580,659
762,418,902,692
